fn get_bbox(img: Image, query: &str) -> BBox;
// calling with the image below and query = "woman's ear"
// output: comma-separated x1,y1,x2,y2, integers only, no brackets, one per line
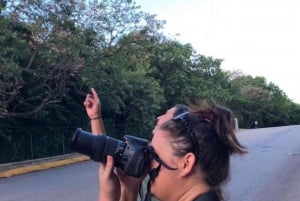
179,152,196,177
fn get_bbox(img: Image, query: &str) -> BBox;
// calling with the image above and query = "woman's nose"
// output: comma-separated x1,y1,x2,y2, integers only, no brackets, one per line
157,114,162,121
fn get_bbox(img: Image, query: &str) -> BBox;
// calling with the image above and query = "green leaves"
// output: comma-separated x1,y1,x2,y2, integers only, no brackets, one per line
1,0,299,163
227,74,300,128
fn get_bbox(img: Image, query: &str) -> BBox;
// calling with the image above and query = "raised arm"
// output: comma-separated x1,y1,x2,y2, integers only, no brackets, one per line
84,88,141,201
83,88,105,135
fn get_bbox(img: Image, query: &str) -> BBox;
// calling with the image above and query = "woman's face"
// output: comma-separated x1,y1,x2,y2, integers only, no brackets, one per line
150,128,180,200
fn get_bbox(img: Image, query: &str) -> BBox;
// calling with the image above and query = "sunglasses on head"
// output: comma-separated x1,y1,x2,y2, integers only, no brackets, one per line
172,112,200,161
148,146,178,170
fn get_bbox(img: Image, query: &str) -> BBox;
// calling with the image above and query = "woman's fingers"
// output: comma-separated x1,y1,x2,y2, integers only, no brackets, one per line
90,88,100,102
99,156,121,201
100,156,115,178
105,155,114,175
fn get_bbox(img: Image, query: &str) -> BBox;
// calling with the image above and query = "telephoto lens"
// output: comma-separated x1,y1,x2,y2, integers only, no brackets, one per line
71,128,151,177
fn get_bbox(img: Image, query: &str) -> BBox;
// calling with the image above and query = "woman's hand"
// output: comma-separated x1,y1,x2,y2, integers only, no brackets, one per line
98,156,121,201
116,167,148,201
98,156,144,201
84,88,101,120
84,88,105,134
117,168,145,190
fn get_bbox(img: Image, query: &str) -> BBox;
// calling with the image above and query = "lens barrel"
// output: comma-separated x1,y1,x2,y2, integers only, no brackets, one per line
71,128,150,177
71,128,123,164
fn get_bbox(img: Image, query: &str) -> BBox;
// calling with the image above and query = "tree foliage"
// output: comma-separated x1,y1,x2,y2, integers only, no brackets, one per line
0,0,86,119
0,0,299,163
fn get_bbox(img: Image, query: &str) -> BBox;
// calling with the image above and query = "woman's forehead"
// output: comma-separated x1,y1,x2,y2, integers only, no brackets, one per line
166,107,176,114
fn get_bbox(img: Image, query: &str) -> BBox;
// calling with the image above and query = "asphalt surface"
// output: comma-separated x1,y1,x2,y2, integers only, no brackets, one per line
0,154,89,178
223,125,300,201
0,161,99,201
1,126,300,201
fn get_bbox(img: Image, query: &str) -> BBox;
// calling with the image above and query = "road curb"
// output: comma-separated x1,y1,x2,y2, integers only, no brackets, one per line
0,155,90,178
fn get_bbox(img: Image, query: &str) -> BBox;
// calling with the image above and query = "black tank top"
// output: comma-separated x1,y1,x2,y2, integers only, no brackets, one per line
193,191,220,201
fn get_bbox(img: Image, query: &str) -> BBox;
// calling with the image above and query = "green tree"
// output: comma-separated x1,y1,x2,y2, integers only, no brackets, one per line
82,31,165,138
0,0,87,119
148,41,231,110
0,0,166,162
226,72,297,128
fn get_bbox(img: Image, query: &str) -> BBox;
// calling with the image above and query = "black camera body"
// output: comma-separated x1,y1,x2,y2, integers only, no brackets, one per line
71,128,151,177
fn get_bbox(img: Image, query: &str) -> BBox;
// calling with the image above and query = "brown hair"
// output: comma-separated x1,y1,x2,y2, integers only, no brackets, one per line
160,101,247,200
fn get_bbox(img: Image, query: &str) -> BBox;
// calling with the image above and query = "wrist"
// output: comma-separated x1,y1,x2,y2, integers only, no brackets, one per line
120,187,139,201
90,115,101,120
121,184,139,195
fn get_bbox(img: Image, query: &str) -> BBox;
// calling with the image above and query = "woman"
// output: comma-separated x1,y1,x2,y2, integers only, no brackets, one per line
99,100,247,201
84,88,188,201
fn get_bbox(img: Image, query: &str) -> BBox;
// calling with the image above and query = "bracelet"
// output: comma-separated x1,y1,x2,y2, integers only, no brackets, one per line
90,116,101,120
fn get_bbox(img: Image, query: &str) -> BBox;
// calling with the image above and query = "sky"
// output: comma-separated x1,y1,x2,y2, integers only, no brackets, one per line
135,0,300,104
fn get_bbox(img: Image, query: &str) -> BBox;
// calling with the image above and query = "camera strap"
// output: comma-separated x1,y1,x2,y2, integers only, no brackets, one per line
143,164,161,201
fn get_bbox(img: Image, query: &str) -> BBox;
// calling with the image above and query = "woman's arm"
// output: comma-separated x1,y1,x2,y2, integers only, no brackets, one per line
83,88,105,135
84,88,140,201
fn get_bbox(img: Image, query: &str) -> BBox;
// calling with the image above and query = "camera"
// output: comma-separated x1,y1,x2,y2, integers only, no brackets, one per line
71,128,151,177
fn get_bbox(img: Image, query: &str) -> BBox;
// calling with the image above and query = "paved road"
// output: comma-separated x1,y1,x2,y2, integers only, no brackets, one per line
0,161,99,201
1,125,300,201
223,125,300,201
